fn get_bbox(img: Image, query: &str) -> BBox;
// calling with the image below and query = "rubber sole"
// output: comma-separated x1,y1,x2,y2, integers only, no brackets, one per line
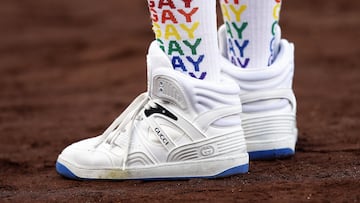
249,148,295,160
56,161,249,181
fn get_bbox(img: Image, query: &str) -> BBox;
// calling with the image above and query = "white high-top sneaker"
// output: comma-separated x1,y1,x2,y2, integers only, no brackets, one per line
56,41,249,180
218,25,298,160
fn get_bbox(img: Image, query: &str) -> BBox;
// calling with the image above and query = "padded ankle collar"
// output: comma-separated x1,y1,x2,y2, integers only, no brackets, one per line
218,25,295,91
146,40,242,114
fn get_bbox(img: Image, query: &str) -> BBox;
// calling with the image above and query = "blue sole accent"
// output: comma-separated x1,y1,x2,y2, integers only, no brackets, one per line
143,164,249,181
55,161,248,181
209,163,249,179
56,161,81,180
249,148,295,161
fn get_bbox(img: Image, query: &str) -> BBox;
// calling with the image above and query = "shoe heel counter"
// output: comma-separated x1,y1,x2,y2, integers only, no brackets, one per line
242,111,297,153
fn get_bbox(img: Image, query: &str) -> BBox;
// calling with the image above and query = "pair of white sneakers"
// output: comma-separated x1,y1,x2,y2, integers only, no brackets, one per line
56,27,297,180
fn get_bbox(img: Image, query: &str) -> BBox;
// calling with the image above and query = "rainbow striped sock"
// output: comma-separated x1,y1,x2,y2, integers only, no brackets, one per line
148,0,220,81
220,0,282,68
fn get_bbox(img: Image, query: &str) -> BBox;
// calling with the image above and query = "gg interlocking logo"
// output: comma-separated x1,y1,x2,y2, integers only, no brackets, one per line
200,145,216,157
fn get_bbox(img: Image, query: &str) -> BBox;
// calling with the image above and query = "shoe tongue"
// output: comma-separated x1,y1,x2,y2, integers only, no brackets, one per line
146,41,188,109
273,24,282,62
218,24,228,58
146,41,172,92
147,41,172,75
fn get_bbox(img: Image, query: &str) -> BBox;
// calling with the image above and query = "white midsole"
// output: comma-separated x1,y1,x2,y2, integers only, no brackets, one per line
57,153,249,179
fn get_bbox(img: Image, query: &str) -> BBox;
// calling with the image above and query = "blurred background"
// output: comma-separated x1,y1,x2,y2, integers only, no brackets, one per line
0,0,359,202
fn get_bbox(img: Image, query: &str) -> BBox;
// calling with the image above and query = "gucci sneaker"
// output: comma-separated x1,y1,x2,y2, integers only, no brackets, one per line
56,41,249,180
218,25,298,160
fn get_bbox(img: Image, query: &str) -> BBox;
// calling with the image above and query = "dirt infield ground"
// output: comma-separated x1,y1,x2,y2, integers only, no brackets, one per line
1,0,359,202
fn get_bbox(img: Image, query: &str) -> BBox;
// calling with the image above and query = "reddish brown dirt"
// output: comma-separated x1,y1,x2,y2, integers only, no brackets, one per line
1,0,359,202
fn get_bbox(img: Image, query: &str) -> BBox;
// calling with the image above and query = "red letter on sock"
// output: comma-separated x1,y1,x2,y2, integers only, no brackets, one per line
159,0,176,9
162,10,178,23
149,0,155,8
178,8,198,23
181,0,193,8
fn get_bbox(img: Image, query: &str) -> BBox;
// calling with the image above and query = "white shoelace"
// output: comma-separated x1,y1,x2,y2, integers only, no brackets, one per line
94,92,158,170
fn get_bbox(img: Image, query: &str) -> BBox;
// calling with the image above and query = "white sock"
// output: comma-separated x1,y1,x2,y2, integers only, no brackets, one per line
220,0,282,68
147,0,220,81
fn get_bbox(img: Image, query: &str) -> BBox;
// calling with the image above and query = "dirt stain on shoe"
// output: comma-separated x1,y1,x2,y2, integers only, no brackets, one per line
99,170,130,180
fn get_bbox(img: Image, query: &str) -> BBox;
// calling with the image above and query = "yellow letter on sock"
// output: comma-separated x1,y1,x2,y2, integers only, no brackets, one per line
165,24,181,40
229,5,247,22
180,22,199,39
